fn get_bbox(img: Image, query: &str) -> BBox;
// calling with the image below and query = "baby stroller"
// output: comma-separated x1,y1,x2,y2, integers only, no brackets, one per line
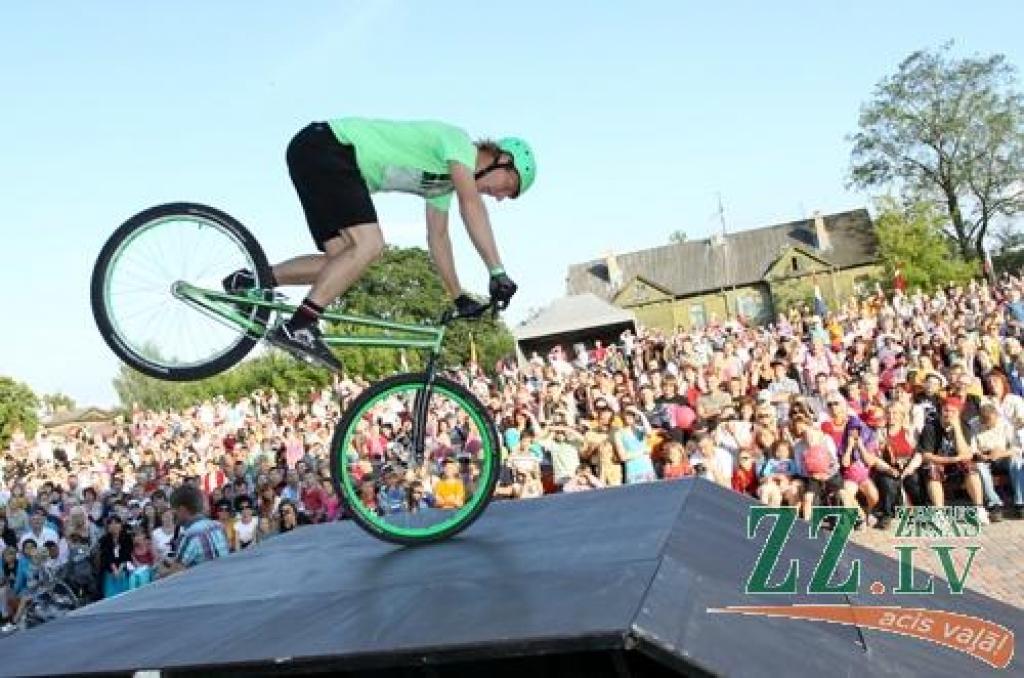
9,564,81,632
60,543,99,604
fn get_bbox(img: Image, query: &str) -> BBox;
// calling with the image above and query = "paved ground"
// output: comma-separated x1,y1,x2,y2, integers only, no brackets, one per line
851,514,1024,608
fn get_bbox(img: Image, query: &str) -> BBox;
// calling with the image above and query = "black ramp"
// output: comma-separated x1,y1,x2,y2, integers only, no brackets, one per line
0,480,1021,677
634,481,1023,677
0,482,690,676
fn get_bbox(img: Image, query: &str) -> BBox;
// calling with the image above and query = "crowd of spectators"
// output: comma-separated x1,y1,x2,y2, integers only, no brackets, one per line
3,271,1024,629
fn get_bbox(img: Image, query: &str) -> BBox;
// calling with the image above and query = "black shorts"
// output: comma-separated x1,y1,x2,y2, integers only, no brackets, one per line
801,473,844,502
287,122,378,251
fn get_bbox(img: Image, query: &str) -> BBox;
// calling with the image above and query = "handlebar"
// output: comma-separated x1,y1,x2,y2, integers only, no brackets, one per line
440,298,508,325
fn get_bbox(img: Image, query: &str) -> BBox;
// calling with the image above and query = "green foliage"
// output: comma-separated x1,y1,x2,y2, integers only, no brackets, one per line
113,352,330,411
992,221,1024,255
770,279,816,314
333,245,514,373
0,376,39,448
40,392,76,415
849,42,1024,260
873,197,979,292
111,246,515,409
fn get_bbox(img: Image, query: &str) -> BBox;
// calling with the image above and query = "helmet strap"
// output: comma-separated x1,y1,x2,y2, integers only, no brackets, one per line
473,159,515,182
474,152,520,196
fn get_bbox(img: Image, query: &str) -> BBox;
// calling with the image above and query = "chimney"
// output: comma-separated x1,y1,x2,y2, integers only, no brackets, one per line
604,250,623,290
813,210,832,252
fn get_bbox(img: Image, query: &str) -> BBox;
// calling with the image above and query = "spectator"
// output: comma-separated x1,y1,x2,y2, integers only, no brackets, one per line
660,441,693,480
562,465,605,493
234,497,258,550
214,499,238,550
97,516,133,598
916,399,987,522
434,459,466,510
974,402,1015,522
19,508,58,551
756,440,799,507
156,484,229,577
613,407,657,484
150,509,177,563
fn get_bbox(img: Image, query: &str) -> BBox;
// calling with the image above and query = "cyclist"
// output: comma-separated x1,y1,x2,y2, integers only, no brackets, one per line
223,117,535,370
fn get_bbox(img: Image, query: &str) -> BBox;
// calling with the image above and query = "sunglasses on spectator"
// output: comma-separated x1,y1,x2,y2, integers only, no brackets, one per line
827,401,842,407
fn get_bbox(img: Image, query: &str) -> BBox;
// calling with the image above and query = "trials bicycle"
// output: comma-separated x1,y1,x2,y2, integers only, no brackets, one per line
91,202,501,545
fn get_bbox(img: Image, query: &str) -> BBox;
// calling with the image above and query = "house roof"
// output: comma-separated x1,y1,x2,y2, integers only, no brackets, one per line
567,209,877,300
514,293,636,341
43,407,115,428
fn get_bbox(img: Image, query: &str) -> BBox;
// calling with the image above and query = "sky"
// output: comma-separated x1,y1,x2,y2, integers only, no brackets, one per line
2,1,1023,408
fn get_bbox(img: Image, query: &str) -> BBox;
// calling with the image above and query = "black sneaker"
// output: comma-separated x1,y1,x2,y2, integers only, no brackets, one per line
222,268,258,294
987,506,1004,523
1013,506,1024,520
266,323,342,372
876,515,893,530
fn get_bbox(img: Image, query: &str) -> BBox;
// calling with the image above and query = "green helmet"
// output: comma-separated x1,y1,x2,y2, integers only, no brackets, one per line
497,137,536,197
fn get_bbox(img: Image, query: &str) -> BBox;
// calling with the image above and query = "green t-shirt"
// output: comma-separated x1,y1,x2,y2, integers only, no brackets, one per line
328,117,477,212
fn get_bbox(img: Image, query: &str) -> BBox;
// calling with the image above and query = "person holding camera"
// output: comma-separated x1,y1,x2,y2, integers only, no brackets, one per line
156,485,229,578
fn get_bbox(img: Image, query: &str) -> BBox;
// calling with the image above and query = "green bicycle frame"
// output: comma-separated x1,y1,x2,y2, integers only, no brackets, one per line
171,281,445,354
171,280,493,469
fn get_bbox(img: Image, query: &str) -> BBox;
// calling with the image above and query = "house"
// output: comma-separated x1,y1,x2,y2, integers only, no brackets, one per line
43,406,118,437
566,209,880,331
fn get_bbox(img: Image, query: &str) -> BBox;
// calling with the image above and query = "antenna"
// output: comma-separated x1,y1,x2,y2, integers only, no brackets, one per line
717,192,727,236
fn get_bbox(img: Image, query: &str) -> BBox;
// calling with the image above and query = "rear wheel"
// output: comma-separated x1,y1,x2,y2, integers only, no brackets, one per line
330,373,500,545
91,202,273,381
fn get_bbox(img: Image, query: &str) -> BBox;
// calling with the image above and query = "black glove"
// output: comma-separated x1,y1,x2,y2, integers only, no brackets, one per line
489,271,518,307
454,294,488,319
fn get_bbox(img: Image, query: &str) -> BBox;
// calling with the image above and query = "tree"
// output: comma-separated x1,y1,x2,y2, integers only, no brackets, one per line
850,42,1024,261
872,197,978,292
0,376,39,449
109,246,516,410
40,392,76,416
333,245,514,375
991,220,1024,255
669,229,688,244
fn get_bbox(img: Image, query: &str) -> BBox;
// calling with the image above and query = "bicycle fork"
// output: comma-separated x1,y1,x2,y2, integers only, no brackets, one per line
409,351,440,470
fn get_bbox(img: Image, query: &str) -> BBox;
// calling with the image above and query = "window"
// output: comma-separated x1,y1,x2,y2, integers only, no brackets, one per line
689,303,707,329
736,294,766,323
790,256,799,273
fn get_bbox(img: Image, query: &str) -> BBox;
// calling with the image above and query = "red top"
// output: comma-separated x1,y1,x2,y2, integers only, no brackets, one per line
732,465,759,497
887,429,914,459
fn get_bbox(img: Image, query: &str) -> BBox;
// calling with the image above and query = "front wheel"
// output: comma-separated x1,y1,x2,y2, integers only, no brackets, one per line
330,373,500,545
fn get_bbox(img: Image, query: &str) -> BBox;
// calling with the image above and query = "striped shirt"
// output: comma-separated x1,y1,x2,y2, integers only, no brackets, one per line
175,517,230,568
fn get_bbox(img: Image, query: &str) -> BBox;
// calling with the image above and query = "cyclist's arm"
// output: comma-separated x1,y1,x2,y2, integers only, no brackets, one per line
425,204,461,298
449,162,502,272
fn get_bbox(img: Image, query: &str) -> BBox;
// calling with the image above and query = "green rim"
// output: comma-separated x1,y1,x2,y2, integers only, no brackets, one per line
103,214,259,368
336,383,496,539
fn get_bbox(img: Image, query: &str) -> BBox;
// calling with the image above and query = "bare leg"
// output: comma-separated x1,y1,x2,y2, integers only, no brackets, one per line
964,472,984,506
272,254,330,286
304,223,385,308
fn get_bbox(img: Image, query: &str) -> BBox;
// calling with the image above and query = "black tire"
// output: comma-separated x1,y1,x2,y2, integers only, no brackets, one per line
330,373,501,546
91,202,273,381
